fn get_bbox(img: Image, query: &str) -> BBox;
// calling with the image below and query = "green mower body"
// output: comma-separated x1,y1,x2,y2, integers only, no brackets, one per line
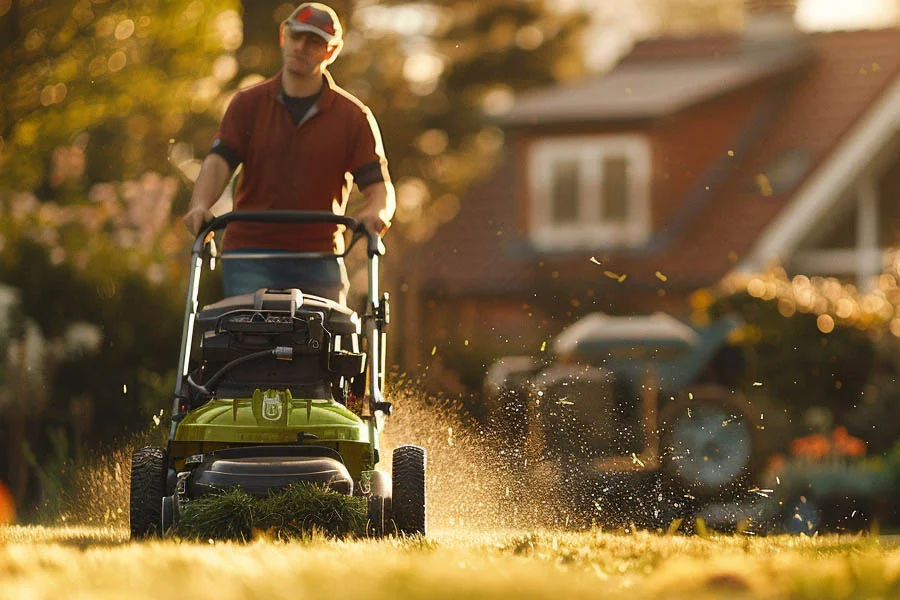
170,391,376,483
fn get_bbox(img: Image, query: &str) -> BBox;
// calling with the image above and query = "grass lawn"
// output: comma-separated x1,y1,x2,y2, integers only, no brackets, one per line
1,525,899,600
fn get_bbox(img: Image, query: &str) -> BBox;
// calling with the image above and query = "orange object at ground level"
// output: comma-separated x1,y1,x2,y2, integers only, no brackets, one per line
0,481,15,524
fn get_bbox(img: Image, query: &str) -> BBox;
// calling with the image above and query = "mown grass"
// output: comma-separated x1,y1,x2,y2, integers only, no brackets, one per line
1,526,899,600
175,484,368,541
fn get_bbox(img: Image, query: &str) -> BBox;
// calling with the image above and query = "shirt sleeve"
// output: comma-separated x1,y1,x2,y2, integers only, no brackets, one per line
348,106,389,190
210,91,250,168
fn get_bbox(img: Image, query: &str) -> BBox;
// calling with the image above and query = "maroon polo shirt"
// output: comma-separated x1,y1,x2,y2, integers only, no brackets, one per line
212,70,389,252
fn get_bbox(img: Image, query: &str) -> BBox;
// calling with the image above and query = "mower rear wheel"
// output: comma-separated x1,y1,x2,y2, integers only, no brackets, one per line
130,446,167,539
365,470,393,537
391,445,426,536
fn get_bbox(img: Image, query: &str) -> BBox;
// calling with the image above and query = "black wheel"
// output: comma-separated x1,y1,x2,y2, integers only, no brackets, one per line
391,445,426,536
364,470,392,537
130,446,167,539
783,495,821,535
660,386,761,500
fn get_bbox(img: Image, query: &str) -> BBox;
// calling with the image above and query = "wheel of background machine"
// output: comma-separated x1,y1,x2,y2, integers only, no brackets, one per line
391,445,426,536
130,447,167,539
659,385,761,500
782,495,821,535
364,470,393,537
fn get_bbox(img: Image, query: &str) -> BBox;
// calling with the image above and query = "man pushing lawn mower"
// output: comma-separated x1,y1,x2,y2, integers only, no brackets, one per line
129,3,426,539
182,1,393,303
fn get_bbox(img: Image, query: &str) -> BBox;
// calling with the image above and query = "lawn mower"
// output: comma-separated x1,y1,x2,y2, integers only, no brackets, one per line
487,313,764,529
129,211,426,538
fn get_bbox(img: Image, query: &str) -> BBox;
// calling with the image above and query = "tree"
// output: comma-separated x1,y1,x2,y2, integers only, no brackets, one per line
0,0,241,191
0,0,240,512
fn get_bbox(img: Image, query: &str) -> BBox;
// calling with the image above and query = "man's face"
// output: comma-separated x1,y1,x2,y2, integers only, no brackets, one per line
282,30,334,77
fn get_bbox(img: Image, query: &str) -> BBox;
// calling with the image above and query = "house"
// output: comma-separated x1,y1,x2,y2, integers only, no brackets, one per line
400,2,900,385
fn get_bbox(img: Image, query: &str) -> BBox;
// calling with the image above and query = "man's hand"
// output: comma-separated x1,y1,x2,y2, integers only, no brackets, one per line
357,181,395,237
356,209,390,237
183,153,234,237
183,206,214,237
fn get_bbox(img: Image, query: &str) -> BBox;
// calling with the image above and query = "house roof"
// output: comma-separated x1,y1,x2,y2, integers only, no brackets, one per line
416,29,900,300
501,42,812,125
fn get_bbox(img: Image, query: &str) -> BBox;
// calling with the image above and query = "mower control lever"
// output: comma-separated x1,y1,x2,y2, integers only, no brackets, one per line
372,401,393,416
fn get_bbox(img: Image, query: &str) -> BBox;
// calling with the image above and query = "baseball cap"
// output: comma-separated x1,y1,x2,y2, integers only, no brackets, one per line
283,3,342,44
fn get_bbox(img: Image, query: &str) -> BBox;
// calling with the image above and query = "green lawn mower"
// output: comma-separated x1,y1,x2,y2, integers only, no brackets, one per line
129,211,426,538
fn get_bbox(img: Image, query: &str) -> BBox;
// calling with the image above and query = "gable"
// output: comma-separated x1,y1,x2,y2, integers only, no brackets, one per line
737,76,900,278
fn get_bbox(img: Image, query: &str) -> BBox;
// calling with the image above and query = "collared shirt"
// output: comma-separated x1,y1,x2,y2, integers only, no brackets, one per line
211,70,389,252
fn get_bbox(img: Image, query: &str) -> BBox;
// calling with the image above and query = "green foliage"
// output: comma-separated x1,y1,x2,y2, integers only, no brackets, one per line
710,292,878,439
20,428,70,518
0,0,241,509
0,194,186,441
176,484,367,541
0,0,241,189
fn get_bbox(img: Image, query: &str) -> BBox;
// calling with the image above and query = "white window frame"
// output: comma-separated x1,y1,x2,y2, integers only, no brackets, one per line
789,175,884,290
528,135,652,251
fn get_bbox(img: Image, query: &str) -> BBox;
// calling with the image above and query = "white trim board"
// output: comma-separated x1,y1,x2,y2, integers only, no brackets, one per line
735,75,900,274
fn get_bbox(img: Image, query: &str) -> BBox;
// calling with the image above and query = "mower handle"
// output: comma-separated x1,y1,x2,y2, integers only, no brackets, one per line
193,210,385,258
173,208,391,440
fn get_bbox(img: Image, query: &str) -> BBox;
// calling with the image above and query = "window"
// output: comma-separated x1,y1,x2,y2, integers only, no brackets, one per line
759,148,812,197
529,135,651,250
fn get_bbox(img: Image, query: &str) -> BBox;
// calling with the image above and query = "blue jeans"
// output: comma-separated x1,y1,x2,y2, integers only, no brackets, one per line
221,251,349,304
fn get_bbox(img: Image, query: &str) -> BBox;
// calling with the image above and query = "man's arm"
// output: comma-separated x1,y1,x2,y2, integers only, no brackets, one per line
355,180,396,237
183,154,235,236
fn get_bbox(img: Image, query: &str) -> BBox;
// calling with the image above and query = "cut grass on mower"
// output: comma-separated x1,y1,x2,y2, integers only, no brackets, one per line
175,483,367,541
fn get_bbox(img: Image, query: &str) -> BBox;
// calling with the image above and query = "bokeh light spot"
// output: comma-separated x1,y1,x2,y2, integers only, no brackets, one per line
215,10,243,51
212,55,239,82
482,86,515,116
515,25,544,50
108,51,127,72
24,28,46,51
816,314,835,334
114,19,135,40
417,129,448,156
96,16,115,37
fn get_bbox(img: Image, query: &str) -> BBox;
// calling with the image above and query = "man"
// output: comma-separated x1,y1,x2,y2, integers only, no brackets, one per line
183,2,395,303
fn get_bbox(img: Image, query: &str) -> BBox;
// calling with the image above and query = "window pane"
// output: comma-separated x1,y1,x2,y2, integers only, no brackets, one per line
815,197,857,249
602,156,629,221
550,158,580,224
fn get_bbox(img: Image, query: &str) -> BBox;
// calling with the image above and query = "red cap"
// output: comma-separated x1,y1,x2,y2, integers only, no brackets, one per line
283,3,342,44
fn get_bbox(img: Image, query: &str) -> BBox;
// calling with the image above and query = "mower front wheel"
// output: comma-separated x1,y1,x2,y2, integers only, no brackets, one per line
130,446,167,539
391,445,426,536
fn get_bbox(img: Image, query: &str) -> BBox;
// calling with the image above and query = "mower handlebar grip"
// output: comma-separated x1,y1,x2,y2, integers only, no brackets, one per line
193,210,384,257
